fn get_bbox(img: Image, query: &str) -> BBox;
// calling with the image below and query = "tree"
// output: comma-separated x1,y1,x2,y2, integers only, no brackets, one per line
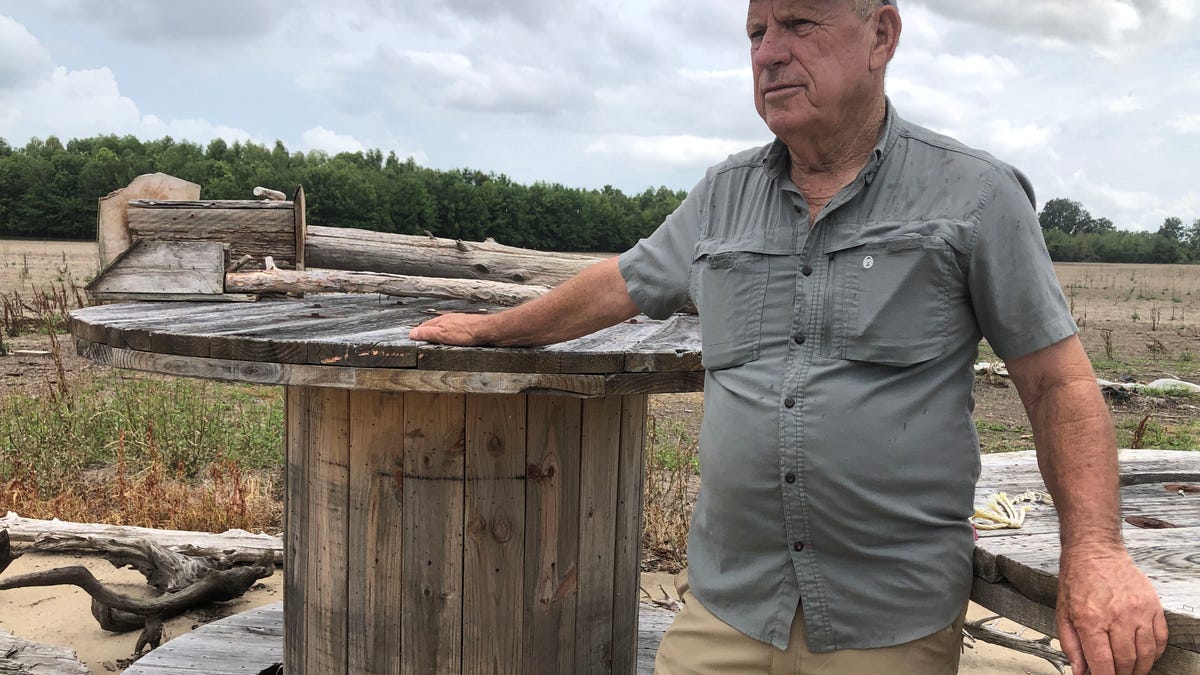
1157,216,1184,241
1038,198,1093,235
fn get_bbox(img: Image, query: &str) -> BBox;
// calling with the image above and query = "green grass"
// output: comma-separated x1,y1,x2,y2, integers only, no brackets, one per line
0,373,283,495
1117,418,1200,451
647,416,700,473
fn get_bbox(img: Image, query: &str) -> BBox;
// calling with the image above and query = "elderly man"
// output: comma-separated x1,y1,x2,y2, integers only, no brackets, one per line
410,1,1168,673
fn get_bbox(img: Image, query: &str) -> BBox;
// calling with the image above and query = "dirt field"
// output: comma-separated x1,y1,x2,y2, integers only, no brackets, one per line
0,239,99,295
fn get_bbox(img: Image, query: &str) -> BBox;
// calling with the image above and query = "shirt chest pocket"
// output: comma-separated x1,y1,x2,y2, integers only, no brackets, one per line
823,235,959,367
691,246,769,371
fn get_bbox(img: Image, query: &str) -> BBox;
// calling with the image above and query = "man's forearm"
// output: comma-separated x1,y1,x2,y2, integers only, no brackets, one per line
1024,379,1123,550
470,256,640,347
1009,338,1123,551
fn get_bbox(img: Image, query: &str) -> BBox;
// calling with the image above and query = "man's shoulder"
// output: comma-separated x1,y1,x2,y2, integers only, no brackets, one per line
892,115,1010,174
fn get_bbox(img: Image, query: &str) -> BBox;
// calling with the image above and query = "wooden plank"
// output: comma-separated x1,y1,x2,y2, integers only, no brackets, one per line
128,202,297,270
88,292,258,302
402,393,467,674
347,390,405,673
576,396,623,674
74,340,610,396
98,174,200,268
294,186,306,271
305,387,351,672
612,395,648,674
463,394,527,674
523,395,583,674
283,386,309,671
88,240,226,297
129,199,296,209
970,577,1058,637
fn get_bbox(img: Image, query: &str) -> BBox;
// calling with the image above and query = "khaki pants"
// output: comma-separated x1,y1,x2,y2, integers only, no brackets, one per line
655,573,966,675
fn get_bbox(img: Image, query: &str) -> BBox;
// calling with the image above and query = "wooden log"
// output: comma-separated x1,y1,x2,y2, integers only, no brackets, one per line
0,629,90,674
226,268,549,306
0,512,282,565
98,173,201,268
305,225,604,287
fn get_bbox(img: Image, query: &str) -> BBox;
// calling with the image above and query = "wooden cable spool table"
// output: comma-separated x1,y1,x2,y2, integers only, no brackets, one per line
69,295,1199,674
69,294,702,674
973,450,1199,674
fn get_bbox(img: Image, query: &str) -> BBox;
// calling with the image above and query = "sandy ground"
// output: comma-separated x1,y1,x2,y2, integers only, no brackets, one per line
0,553,283,673
0,554,1058,674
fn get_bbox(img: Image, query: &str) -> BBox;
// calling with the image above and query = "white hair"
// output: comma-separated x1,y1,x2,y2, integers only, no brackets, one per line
852,0,886,20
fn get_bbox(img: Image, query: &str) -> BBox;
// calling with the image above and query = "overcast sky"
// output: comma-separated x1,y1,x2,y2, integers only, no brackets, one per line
1,0,1197,231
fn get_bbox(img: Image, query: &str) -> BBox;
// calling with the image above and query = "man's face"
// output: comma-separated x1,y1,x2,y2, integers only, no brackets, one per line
747,0,879,140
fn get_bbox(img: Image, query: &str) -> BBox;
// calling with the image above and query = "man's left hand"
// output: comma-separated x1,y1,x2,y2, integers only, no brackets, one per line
1056,546,1168,675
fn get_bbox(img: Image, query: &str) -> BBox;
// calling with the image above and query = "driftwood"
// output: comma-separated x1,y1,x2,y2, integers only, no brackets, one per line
963,616,1071,674
0,512,283,566
305,225,603,287
1,528,274,654
227,267,550,306
0,628,90,674
253,186,287,201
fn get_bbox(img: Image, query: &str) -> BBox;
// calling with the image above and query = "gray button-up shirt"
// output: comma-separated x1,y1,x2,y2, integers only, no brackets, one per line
617,104,1076,653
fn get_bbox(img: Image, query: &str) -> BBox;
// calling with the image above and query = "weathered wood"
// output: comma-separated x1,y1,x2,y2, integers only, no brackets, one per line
305,225,603,287
0,512,282,565
577,397,623,673
971,450,1200,673
70,296,706,381
117,601,678,675
88,240,226,298
254,187,288,201
306,388,351,671
613,395,649,674
463,395,527,674
226,268,549,306
523,395,582,674
347,390,405,673
128,200,298,271
402,393,467,674
123,603,284,675
0,628,90,674
283,387,308,672
98,174,201,268
293,186,306,271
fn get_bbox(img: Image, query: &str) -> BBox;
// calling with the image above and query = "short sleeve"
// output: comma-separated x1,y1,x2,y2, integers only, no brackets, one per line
617,177,706,319
968,165,1077,361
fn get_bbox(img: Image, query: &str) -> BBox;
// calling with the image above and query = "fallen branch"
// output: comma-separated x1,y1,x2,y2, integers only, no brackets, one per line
963,616,1070,675
0,512,282,566
0,547,274,641
226,267,549,307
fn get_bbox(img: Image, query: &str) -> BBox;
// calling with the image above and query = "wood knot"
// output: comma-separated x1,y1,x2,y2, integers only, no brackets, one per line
487,435,505,456
527,463,556,482
472,263,490,274
467,511,488,537
491,516,513,543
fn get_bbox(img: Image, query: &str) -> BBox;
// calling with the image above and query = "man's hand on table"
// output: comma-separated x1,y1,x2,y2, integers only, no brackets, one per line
409,313,492,346
1057,545,1168,675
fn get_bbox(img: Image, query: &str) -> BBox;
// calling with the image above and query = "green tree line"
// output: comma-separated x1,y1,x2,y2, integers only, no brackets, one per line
1038,198,1200,264
0,135,685,252
1,135,1197,262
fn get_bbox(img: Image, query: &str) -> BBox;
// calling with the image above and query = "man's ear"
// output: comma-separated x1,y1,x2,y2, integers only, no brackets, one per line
870,6,901,71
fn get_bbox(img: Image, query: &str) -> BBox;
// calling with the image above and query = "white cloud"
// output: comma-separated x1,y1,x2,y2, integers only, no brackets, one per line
1104,96,1144,114
1168,115,1200,135
0,15,53,89
301,126,364,154
585,134,759,169
985,119,1053,155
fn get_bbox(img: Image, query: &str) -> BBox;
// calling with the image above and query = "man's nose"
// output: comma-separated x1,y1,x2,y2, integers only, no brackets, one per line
752,26,791,69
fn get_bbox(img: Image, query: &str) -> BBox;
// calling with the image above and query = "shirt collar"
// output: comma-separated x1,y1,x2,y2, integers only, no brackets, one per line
763,98,898,184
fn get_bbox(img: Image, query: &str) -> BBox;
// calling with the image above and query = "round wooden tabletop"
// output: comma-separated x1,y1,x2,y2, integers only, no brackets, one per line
69,294,703,395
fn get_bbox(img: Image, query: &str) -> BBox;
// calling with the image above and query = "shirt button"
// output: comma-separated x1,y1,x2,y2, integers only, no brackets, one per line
793,541,805,552
793,334,806,345
784,398,796,409
785,473,796,484
802,265,813,276
794,205,803,214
